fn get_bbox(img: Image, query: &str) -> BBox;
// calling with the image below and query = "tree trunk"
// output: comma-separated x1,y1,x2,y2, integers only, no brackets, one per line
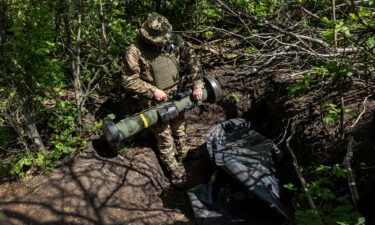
332,0,337,48
63,0,84,133
22,74,46,152
0,0,6,44
73,12,83,133
99,0,108,45
26,115,45,152
0,0,6,78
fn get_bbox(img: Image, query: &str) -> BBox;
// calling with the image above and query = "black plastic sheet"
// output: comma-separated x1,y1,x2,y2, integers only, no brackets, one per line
188,118,289,225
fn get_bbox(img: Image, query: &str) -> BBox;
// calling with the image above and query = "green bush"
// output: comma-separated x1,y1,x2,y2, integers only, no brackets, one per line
288,165,364,225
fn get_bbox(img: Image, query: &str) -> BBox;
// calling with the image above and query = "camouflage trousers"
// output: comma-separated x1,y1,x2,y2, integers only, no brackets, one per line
149,112,187,186
139,89,188,183
149,111,188,161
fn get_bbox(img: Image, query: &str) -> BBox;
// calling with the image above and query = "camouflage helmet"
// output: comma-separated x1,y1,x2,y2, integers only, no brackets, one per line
140,12,172,45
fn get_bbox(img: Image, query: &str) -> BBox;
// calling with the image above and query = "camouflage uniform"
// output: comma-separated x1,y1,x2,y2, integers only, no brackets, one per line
122,12,204,186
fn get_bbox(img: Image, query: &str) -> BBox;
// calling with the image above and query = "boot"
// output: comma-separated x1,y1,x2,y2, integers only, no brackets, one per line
175,135,203,162
160,151,186,188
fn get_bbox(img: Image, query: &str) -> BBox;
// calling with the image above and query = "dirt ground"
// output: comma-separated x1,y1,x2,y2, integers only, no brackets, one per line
0,94,227,225
0,142,209,224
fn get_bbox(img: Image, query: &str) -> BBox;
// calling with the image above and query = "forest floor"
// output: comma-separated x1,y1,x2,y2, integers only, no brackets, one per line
0,97,227,225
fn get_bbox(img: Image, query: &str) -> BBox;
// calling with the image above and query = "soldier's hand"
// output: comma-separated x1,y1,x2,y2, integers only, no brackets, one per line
193,88,203,101
154,89,168,101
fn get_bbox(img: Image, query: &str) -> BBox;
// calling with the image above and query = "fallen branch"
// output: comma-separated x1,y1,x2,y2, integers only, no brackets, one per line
217,1,363,55
299,6,328,24
286,124,323,225
276,118,290,146
343,135,360,207
244,50,347,58
351,95,369,128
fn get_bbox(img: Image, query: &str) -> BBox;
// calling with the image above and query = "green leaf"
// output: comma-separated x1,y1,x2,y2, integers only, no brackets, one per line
349,13,357,20
230,93,240,103
355,217,366,225
283,183,297,191
325,104,340,112
344,109,357,117
332,164,347,178
325,112,339,124
287,83,305,97
62,147,72,154
336,21,351,36
45,41,55,47
203,30,213,39
102,65,109,73
366,37,375,48
315,165,330,173
107,114,116,120
225,53,239,59
322,29,333,39
21,157,32,166
35,153,45,167
35,48,50,55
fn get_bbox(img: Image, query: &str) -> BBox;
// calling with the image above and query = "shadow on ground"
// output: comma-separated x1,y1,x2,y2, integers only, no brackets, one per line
0,144,195,225
0,74,228,225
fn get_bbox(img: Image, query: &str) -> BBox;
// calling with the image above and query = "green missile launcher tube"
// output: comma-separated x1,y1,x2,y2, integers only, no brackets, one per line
102,76,222,150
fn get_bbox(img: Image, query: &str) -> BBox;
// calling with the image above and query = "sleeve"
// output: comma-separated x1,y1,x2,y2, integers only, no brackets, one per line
178,37,204,89
122,46,158,99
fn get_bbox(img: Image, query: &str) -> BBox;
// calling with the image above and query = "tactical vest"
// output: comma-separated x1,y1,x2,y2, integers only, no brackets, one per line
138,37,180,90
149,53,179,90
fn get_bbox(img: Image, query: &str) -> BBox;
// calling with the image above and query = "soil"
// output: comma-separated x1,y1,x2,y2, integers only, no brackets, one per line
0,139,214,224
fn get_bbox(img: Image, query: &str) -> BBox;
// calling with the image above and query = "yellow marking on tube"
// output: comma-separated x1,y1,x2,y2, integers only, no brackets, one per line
139,114,149,128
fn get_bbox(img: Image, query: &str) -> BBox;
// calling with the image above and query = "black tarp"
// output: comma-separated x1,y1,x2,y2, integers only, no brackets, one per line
188,118,289,225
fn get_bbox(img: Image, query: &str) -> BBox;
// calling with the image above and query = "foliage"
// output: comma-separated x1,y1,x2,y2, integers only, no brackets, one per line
229,93,241,103
289,164,364,225
227,0,280,15
324,104,357,124
192,0,222,38
279,0,373,222
0,0,373,223
47,99,87,160
288,61,355,97
287,72,320,97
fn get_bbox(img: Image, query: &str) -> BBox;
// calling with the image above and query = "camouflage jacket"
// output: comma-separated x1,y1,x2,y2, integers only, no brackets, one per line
122,35,204,99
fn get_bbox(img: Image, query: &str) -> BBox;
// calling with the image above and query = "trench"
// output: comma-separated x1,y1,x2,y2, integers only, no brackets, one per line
92,70,297,220
179,70,375,222
215,70,375,223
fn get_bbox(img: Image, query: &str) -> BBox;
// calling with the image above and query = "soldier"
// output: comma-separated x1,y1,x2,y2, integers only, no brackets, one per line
122,12,204,186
